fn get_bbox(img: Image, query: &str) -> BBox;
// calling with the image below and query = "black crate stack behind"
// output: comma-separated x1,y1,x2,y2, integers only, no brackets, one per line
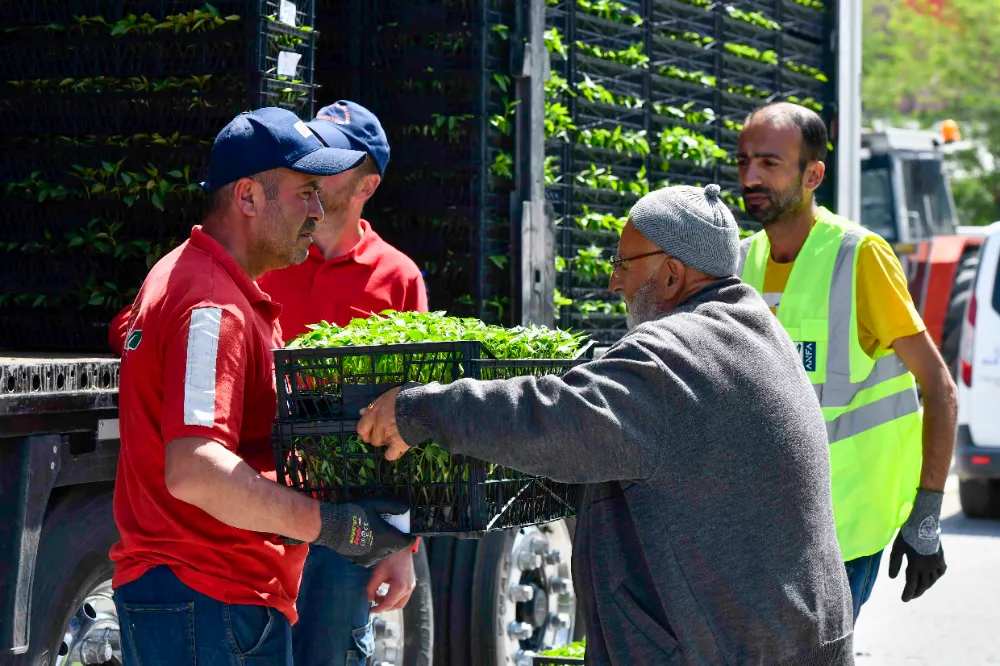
545,0,835,344
0,0,319,351
314,0,518,325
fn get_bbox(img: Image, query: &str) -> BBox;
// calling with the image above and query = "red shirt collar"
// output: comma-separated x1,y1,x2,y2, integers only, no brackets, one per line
306,219,383,267
189,226,281,320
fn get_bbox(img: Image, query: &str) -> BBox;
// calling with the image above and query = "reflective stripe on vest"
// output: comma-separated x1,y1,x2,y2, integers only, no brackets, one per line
739,210,922,560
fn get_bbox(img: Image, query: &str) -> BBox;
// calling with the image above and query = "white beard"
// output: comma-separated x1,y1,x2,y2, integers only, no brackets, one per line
625,279,661,330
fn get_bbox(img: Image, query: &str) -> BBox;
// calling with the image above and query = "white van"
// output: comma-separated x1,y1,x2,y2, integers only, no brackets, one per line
956,221,1000,518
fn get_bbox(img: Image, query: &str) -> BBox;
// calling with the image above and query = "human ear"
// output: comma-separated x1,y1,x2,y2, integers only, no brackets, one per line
359,174,381,201
662,257,684,297
233,178,259,217
804,160,825,192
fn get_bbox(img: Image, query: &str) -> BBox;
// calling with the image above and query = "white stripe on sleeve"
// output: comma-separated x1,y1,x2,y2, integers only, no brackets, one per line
183,307,223,427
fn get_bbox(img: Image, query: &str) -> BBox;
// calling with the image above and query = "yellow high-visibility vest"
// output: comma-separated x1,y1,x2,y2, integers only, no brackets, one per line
738,207,922,561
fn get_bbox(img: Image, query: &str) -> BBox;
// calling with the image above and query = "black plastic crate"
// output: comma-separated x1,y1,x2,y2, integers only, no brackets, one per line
272,340,593,534
0,358,120,396
532,657,584,666
0,0,251,27
0,307,118,352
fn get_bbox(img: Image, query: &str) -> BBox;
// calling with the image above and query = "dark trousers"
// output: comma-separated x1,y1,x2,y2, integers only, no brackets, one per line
113,566,293,666
292,545,375,666
844,549,884,624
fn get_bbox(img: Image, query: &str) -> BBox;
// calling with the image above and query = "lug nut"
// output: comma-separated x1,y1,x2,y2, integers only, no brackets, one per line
80,636,113,664
549,613,569,630
549,576,570,594
507,621,534,640
508,584,535,603
517,551,543,571
528,537,550,555
544,550,562,565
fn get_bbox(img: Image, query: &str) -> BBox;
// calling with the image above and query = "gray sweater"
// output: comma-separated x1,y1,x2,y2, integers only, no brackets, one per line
397,278,854,665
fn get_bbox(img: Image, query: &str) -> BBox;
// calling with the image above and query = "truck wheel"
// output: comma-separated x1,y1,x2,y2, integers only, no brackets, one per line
469,520,579,666
372,540,434,666
12,486,122,666
941,252,979,376
959,478,1000,519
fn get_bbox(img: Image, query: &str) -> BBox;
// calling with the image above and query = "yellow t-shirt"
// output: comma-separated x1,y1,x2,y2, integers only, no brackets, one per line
762,235,926,358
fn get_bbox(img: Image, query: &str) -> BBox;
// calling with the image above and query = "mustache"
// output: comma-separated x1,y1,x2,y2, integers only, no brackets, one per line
300,221,316,234
741,186,773,198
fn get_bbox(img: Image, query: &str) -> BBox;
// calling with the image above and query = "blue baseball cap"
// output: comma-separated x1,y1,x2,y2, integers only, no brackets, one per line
202,107,367,192
307,101,390,176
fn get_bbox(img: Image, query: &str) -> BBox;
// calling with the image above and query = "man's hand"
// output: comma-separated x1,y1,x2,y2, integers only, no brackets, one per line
367,549,416,613
888,488,947,602
313,497,416,568
358,386,411,461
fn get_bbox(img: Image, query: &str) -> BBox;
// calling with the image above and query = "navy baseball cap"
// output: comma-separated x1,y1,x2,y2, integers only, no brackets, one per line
202,107,367,192
307,101,390,176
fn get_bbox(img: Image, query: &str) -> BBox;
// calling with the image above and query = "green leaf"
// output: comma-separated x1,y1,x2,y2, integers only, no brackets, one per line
151,192,165,211
168,169,184,179
32,295,46,308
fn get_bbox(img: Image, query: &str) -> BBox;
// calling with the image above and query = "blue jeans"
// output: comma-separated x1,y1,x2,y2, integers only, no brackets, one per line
292,547,375,666
844,550,884,624
113,566,292,666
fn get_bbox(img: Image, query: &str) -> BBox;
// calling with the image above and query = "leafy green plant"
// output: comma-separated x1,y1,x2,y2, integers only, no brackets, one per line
575,41,649,68
726,6,781,31
545,102,577,141
724,43,778,66
574,206,628,234
576,0,643,26
786,61,829,82
577,127,650,157
568,245,613,282
544,27,568,58
284,312,589,491
657,127,728,167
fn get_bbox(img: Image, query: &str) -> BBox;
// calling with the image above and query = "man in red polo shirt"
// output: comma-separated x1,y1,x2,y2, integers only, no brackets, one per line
257,101,426,666
110,107,414,666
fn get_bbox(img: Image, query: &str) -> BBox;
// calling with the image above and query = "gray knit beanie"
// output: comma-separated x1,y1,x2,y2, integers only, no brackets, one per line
629,183,739,277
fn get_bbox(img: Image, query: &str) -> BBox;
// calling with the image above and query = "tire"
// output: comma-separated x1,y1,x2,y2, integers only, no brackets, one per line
959,478,1000,519
469,521,579,666
426,537,456,666
399,541,434,666
12,486,120,666
447,540,478,666
940,252,979,377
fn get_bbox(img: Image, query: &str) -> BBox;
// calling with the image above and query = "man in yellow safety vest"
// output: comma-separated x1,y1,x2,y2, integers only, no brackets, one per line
736,102,957,623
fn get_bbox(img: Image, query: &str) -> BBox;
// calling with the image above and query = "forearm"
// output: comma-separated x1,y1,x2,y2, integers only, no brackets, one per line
395,346,669,483
166,437,321,541
917,372,958,491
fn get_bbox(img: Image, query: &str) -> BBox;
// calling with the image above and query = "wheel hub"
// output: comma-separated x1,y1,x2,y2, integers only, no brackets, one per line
500,522,577,664
57,580,122,666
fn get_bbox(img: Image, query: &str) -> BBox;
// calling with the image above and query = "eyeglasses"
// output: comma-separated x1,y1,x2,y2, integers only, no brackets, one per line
610,250,666,272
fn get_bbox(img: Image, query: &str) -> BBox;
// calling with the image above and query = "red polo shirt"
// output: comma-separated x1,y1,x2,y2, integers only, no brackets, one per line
258,219,427,343
109,226,308,624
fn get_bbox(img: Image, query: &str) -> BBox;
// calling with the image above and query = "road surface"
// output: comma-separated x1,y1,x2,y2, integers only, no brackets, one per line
854,475,1000,665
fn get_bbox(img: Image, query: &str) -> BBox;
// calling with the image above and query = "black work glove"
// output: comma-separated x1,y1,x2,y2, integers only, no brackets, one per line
888,489,947,602
314,498,416,568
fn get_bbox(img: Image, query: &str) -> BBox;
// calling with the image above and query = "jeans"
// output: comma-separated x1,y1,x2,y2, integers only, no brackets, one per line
844,549,884,624
113,566,292,666
292,547,375,666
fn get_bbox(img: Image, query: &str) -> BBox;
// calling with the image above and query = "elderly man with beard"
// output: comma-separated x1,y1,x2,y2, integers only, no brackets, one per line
736,102,955,622
355,183,855,665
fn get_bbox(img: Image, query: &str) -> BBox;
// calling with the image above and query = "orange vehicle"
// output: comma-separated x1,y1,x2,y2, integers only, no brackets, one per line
860,124,989,375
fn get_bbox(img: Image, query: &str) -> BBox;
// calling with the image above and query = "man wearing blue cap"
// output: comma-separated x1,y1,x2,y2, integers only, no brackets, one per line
258,101,427,666
109,107,415,666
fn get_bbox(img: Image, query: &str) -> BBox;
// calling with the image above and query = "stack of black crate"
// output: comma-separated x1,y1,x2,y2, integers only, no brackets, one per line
546,0,836,343
314,0,519,325
0,0,319,351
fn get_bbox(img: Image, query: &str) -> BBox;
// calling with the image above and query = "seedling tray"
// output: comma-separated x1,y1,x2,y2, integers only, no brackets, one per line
272,340,594,535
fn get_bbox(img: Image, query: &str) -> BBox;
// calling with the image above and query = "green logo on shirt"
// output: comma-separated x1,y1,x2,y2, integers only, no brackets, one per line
125,329,142,351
